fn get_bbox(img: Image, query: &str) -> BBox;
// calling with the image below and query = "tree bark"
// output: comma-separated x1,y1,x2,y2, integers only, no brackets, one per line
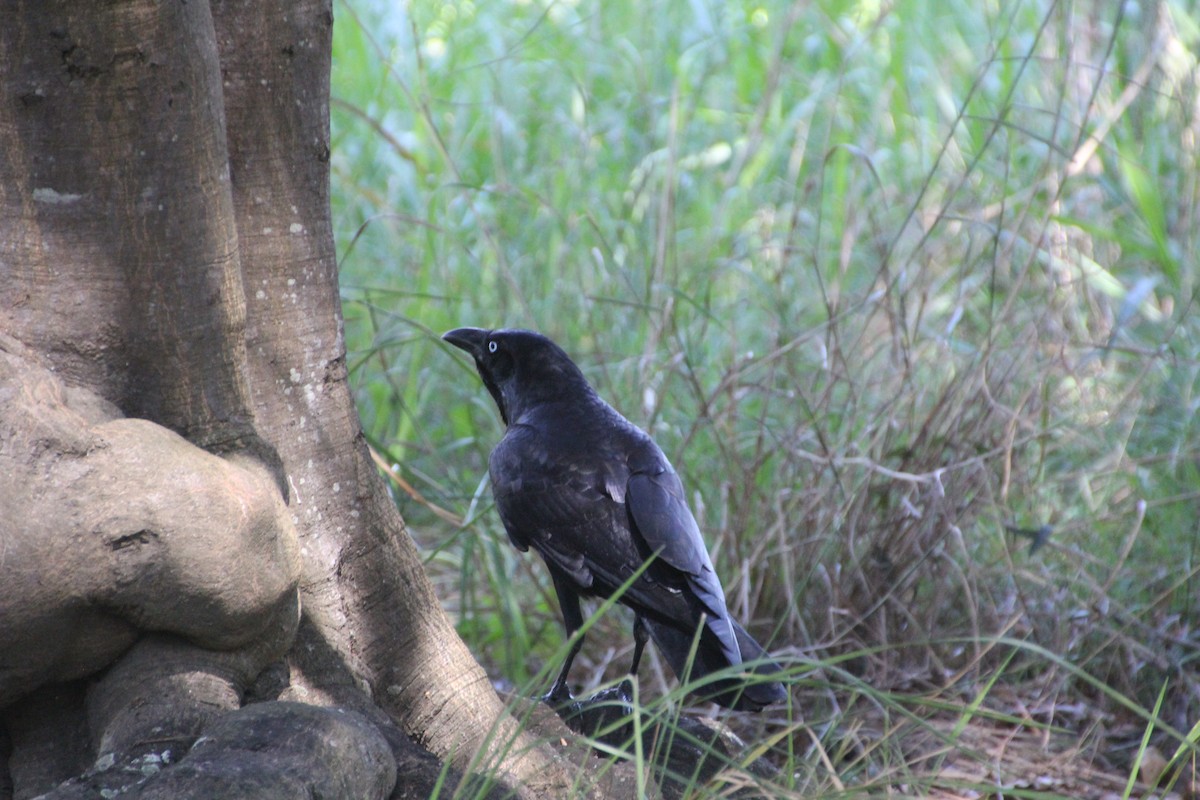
0,1,625,797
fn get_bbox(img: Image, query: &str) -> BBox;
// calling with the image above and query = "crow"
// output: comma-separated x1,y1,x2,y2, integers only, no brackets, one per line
443,327,787,711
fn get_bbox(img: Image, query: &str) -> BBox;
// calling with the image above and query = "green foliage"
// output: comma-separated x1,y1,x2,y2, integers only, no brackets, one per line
332,0,1200,791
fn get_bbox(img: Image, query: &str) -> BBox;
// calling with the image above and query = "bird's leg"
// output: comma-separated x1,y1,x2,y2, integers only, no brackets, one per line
545,634,584,707
612,614,651,705
544,570,585,707
629,614,649,676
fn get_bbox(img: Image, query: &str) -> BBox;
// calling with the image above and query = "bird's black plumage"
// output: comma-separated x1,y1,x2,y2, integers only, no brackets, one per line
443,327,787,711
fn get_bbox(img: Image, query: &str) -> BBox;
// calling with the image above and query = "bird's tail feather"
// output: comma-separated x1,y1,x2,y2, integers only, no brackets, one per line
643,617,788,711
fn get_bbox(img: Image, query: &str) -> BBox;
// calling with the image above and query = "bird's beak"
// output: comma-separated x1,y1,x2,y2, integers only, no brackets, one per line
442,327,490,358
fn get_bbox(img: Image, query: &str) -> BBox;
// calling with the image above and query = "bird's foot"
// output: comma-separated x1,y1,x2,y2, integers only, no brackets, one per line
540,681,576,710
555,680,637,745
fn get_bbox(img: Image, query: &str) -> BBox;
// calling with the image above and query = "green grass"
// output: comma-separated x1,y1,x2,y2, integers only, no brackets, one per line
331,0,1200,793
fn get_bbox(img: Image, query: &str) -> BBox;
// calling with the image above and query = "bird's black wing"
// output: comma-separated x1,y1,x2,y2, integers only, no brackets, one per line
489,421,706,618
625,461,742,669
489,423,642,595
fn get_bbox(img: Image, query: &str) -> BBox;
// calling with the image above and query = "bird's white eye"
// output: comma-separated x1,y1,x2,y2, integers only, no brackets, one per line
488,340,498,353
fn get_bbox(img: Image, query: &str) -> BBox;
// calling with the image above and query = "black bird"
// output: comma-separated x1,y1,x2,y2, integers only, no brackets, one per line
1004,523,1052,555
443,327,787,711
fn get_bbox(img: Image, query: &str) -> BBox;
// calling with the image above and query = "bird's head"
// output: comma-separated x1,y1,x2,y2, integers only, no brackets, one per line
442,327,592,425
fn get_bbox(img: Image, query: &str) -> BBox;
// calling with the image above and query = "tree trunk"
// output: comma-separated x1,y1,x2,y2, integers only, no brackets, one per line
0,2,625,797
